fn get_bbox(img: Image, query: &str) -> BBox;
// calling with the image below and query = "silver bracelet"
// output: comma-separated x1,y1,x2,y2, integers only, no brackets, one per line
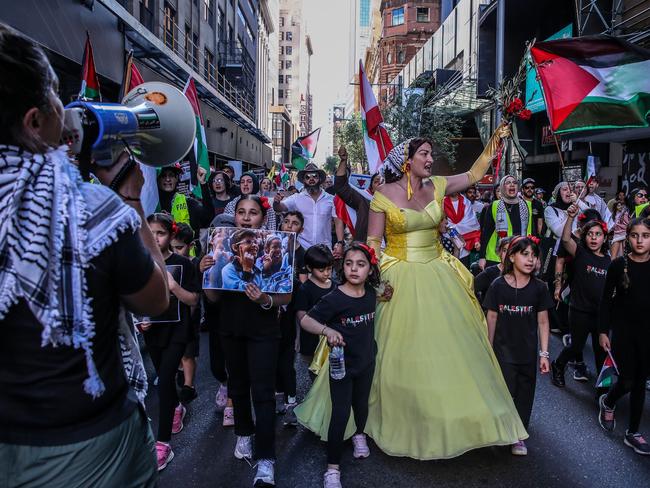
260,294,273,310
539,351,550,358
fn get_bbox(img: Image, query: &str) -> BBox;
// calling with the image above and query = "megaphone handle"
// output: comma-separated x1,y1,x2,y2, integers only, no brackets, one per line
108,157,137,193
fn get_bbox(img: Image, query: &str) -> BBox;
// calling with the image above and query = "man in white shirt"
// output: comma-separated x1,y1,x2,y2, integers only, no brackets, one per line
273,163,344,251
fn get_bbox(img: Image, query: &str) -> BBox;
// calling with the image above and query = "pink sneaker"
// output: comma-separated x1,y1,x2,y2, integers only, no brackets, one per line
223,406,235,427
156,441,174,471
511,440,528,456
215,384,228,411
171,404,186,434
352,433,370,458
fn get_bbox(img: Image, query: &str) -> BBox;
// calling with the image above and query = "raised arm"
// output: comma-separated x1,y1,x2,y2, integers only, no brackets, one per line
561,204,579,257
445,124,510,195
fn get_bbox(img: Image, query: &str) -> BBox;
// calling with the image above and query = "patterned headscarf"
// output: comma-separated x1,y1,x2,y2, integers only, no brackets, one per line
379,139,414,199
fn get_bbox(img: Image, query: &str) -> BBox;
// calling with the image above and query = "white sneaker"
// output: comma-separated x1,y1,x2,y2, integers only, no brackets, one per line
351,433,370,459
253,459,275,486
234,435,253,459
323,469,342,488
511,440,528,456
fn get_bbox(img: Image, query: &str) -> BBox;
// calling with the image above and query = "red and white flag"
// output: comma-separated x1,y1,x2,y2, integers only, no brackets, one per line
359,60,393,173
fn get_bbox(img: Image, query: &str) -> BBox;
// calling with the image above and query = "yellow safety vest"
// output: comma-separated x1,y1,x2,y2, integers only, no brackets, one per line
171,193,191,229
485,200,533,262
635,202,649,218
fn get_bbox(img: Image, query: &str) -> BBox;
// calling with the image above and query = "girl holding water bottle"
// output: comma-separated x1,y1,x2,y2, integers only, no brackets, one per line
297,242,388,488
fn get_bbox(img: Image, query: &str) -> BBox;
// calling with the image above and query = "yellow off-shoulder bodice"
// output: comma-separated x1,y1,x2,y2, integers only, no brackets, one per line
370,175,447,265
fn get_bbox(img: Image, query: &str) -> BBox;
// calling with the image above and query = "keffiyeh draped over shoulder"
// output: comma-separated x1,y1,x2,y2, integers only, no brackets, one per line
0,145,148,402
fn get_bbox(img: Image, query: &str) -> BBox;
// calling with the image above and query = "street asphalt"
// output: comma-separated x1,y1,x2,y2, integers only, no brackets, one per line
145,333,650,488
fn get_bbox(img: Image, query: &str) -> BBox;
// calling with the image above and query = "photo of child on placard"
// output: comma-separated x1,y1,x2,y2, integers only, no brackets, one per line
132,264,183,325
202,227,296,293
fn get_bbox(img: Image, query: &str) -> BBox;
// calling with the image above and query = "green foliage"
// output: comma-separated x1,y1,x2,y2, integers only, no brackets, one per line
324,155,339,175
335,112,367,172
383,83,464,168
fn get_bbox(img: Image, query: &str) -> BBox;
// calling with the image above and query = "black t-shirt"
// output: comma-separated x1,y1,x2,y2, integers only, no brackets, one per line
294,279,336,355
569,245,611,313
0,229,154,445
474,264,501,305
483,276,554,364
218,290,281,340
307,286,377,375
143,253,200,347
529,198,545,236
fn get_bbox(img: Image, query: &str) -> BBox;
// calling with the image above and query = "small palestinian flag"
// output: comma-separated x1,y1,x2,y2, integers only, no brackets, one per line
531,36,650,134
277,162,290,189
596,350,619,389
291,128,321,170
79,32,101,101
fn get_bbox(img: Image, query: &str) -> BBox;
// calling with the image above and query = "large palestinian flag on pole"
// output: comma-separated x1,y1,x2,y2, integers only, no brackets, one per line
183,77,211,198
79,32,101,101
359,60,393,173
291,128,321,170
531,36,650,134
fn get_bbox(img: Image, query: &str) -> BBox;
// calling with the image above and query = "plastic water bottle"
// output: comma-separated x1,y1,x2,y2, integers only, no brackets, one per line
447,225,466,250
329,346,346,380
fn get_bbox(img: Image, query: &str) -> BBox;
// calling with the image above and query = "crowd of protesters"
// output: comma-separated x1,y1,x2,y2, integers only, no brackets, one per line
2,23,650,488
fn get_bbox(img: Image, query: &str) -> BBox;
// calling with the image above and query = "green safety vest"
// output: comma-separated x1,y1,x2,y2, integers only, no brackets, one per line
635,202,649,218
485,199,533,262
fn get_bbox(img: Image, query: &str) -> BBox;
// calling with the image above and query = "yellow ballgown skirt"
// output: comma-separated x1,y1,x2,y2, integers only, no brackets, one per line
295,176,527,460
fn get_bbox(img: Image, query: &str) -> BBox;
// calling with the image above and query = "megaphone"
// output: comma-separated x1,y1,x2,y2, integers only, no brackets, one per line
64,81,196,167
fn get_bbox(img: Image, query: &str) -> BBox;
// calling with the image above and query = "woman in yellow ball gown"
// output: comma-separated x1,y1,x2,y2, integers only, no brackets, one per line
295,126,528,460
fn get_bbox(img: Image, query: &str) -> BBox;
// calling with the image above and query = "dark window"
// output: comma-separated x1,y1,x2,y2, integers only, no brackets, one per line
397,50,405,64
279,89,284,99
286,31,293,41
285,74,292,84
285,46,292,56
203,0,214,26
280,31,284,41
416,7,429,22
279,74,284,84
192,33,199,69
286,60,292,69
217,7,225,37
279,16,285,27
204,48,215,83
164,3,177,51
392,7,404,26
140,0,154,31
386,51,392,64
184,24,192,63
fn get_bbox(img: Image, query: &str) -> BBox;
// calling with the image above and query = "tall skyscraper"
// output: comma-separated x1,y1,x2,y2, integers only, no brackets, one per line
346,0,372,114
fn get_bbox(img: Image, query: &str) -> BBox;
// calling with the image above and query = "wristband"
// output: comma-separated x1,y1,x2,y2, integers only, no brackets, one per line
539,351,550,358
260,294,273,310
321,325,328,336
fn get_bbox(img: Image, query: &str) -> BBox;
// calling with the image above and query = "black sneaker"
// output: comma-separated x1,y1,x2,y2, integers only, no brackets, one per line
283,403,298,427
175,370,184,388
598,394,616,432
624,431,650,455
179,385,197,404
573,362,590,382
551,360,566,387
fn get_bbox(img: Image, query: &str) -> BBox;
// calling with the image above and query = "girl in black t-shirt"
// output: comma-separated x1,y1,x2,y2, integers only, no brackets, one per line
551,204,611,389
597,218,650,455
484,236,552,457
203,195,292,487
142,214,200,471
299,243,383,488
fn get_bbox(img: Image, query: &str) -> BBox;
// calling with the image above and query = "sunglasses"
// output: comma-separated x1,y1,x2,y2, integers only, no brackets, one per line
523,185,534,190
305,173,319,179
637,192,648,198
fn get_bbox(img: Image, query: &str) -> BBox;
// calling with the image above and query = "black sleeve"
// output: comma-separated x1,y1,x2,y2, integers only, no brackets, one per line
293,284,310,312
307,291,337,325
183,258,201,294
482,280,500,312
113,228,155,296
598,257,623,335
536,280,555,311
479,206,495,259
333,175,364,211
474,268,493,301
200,183,215,216
188,196,212,230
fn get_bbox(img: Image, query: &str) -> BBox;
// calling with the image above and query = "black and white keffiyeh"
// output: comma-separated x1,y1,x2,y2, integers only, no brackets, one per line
378,139,411,179
0,145,148,402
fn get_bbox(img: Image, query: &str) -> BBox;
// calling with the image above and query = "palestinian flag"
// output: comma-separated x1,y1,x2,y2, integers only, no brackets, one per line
531,36,650,134
277,162,290,189
291,128,321,170
121,50,145,99
78,32,101,101
183,77,211,198
596,350,619,389
359,60,393,173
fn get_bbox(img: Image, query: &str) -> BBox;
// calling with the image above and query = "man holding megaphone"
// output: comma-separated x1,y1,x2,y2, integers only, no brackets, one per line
0,23,172,487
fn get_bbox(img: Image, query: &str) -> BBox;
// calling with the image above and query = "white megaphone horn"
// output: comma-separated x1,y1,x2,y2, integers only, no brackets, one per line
64,81,196,167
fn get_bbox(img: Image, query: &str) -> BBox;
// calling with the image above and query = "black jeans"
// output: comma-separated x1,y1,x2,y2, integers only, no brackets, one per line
276,311,297,402
556,308,605,373
222,335,279,460
327,361,375,465
605,364,647,433
498,360,537,429
148,343,186,442
206,303,228,384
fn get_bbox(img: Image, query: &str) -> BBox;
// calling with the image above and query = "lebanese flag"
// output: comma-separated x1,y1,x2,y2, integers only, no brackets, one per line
183,77,211,198
531,36,650,134
334,187,372,238
359,61,393,173
122,50,145,98
443,195,481,251
78,32,101,101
